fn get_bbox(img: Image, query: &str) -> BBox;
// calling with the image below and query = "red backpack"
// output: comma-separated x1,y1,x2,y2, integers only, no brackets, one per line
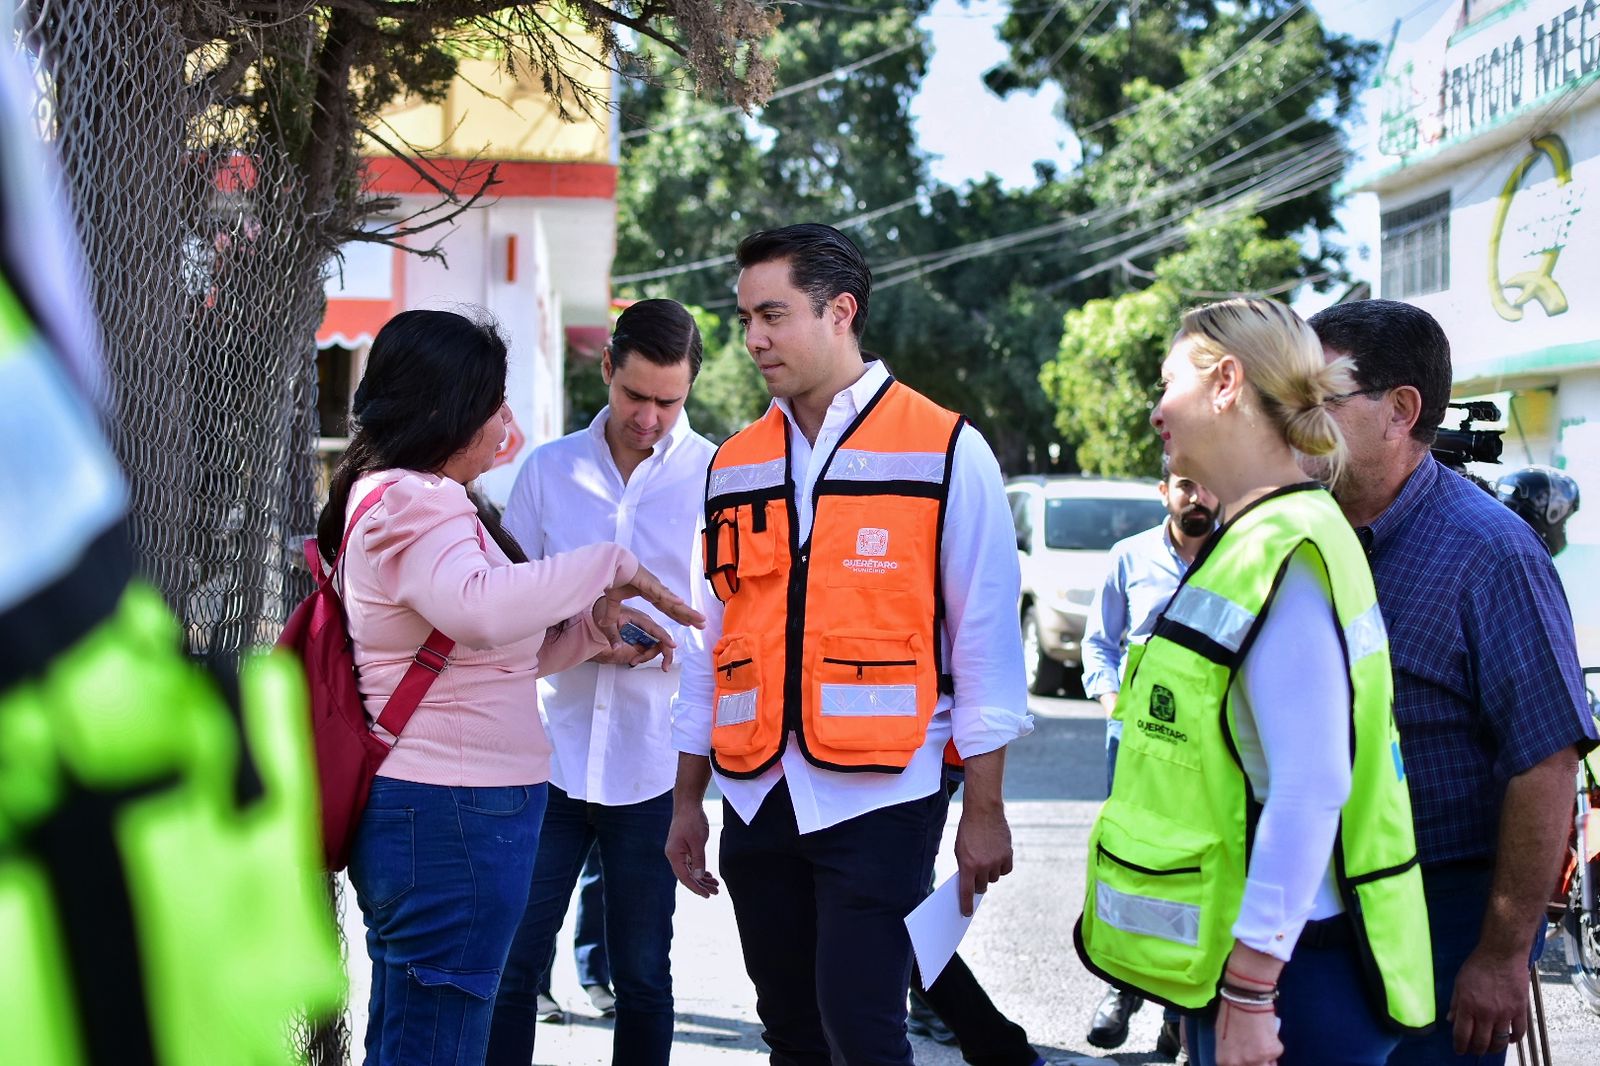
277,483,453,871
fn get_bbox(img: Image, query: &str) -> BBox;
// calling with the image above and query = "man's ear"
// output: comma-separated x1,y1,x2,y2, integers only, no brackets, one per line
600,348,614,385
829,292,858,337
1386,385,1424,442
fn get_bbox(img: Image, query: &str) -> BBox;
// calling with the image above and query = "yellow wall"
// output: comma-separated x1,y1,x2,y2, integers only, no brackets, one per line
378,42,612,164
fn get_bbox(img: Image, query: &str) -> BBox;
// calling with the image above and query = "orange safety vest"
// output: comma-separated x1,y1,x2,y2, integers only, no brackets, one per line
703,377,964,777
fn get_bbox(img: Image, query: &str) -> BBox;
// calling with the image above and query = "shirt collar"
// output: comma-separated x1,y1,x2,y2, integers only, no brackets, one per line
588,404,695,463
772,358,891,435
1364,454,1438,553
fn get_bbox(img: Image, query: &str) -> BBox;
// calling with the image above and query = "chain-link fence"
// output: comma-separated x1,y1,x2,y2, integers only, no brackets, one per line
17,3,343,1058
18,0,324,657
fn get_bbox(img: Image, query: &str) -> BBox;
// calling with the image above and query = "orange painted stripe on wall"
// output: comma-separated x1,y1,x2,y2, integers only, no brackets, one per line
361,157,617,199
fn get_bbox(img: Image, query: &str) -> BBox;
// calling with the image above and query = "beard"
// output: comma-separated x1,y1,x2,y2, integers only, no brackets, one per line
1177,507,1214,537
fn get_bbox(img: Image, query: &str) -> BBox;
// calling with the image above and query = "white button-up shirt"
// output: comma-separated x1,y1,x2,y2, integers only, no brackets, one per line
672,360,1034,834
505,407,715,806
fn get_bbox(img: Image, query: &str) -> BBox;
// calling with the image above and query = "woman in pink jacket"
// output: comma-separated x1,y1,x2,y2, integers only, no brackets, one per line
318,309,702,1066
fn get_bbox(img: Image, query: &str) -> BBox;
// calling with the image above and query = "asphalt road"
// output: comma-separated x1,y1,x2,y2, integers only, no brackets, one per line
336,695,1600,1064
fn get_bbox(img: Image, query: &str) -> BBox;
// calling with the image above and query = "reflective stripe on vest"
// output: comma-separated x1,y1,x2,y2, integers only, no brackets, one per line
701,378,963,777
1075,485,1435,1031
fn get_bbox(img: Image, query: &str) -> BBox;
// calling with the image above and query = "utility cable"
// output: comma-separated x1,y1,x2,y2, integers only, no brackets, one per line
619,37,919,141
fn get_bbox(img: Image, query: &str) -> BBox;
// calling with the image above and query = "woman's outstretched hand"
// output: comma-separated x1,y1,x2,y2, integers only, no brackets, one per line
590,562,703,660
607,562,704,629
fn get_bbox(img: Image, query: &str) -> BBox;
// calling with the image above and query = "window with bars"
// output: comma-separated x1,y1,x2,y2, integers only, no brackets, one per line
1381,193,1451,299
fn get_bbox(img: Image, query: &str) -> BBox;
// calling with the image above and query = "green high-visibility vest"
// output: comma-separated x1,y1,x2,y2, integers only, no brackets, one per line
1,254,343,1063
0,584,347,1066
1075,484,1434,1031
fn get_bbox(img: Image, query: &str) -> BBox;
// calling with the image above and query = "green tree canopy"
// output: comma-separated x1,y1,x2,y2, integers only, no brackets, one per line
614,0,1076,469
1040,212,1304,477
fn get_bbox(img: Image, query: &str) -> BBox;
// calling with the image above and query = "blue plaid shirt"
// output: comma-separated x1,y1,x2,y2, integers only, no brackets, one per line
1365,457,1597,866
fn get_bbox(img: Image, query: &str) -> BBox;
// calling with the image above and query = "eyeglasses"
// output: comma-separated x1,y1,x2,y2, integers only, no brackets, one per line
1327,386,1389,407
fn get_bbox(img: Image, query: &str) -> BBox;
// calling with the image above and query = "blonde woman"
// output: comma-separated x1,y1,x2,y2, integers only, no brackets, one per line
1075,298,1434,1066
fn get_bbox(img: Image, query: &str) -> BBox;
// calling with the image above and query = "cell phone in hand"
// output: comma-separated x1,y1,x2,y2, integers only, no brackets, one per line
618,621,660,649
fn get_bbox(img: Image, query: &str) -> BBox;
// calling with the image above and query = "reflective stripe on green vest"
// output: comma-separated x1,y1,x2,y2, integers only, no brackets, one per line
0,582,345,1065
1076,484,1434,1031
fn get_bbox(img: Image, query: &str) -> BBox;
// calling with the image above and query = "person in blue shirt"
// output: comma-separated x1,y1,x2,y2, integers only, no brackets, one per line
1307,300,1597,1065
1078,458,1216,1056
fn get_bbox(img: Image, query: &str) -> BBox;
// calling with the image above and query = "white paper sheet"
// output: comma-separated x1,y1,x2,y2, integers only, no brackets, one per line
903,872,983,985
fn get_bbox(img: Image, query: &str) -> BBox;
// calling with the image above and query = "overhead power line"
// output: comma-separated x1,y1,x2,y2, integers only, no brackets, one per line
620,6,1355,299
619,37,919,141
612,193,924,284
1076,1,1311,139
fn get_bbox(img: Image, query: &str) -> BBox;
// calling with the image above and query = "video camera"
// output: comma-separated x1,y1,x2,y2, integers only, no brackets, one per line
1431,400,1504,473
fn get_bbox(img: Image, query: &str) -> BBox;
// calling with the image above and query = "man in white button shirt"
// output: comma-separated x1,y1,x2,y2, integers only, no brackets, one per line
487,300,715,1066
665,224,1034,1065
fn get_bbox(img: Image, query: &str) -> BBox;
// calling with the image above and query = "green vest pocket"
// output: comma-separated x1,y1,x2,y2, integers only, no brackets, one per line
1086,809,1224,990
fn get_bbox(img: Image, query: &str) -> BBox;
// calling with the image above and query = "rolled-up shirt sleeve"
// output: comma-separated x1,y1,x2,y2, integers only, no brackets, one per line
671,521,721,757
942,425,1034,759
1081,552,1131,700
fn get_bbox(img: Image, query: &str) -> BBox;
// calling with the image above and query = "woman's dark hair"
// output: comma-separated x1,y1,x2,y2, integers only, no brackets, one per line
316,309,526,564
610,298,703,379
735,223,872,340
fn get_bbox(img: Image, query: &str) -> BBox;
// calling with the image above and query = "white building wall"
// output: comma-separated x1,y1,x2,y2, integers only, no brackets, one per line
1358,0,1600,661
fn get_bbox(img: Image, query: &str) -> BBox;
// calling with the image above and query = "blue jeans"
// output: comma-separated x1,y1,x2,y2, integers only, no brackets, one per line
1389,863,1529,1066
573,850,610,988
348,777,547,1066
536,847,609,994
488,785,677,1066
1189,927,1399,1066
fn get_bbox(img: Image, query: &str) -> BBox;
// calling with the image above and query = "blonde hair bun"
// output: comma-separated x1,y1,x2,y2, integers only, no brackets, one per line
1177,297,1354,477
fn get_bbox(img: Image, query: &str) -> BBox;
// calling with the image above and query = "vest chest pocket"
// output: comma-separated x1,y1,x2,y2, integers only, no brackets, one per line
810,631,929,752
705,502,784,600
1087,809,1224,987
712,636,766,757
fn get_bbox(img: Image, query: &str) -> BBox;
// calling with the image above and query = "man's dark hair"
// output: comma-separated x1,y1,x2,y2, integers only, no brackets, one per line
610,298,703,380
735,223,871,340
1307,299,1452,445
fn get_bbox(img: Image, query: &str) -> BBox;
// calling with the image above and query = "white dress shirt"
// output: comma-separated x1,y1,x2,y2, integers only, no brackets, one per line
672,360,1034,834
505,407,715,806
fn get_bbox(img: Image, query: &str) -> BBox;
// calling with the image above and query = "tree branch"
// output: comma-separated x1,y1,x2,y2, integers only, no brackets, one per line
565,0,688,57
189,36,261,105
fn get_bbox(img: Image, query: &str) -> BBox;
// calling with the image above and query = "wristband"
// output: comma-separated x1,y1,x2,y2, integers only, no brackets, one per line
1224,967,1277,990
1218,984,1279,1008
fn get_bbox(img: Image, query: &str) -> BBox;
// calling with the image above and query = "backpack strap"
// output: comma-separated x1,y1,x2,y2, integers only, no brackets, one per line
330,480,456,741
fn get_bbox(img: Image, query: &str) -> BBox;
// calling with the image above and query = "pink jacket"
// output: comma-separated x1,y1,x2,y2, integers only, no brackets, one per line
341,470,637,786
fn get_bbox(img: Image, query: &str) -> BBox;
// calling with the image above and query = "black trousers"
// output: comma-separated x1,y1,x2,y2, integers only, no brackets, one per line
912,954,1036,1066
720,778,948,1066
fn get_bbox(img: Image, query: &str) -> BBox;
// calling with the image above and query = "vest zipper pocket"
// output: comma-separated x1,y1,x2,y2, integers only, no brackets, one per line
821,655,916,680
710,636,765,755
1096,843,1202,877
1084,807,1221,990
811,632,928,752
